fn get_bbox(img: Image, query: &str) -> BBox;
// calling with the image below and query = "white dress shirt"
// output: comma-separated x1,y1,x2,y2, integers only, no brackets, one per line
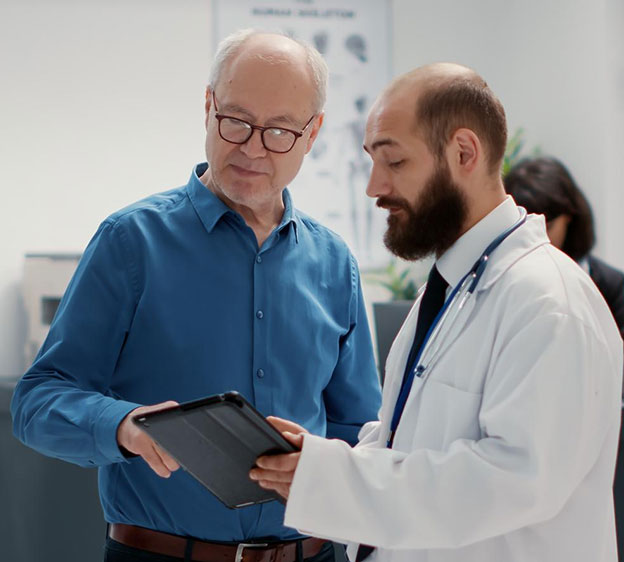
285,197,623,562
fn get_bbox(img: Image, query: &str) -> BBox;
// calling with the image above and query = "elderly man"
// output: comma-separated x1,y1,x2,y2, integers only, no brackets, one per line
251,63,623,562
11,30,381,562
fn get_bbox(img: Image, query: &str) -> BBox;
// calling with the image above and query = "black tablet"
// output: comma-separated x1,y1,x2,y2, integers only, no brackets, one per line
132,391,298,509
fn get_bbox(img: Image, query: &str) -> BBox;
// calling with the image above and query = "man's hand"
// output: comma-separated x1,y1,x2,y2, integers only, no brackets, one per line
265,415,308,436
117,401,181,478
249,416,308,499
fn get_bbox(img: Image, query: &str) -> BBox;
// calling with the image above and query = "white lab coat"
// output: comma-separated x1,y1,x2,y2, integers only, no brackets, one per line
285,199,623,562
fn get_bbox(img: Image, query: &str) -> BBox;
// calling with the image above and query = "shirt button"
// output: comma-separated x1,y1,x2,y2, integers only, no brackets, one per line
257,369,265,378
256,310,264,319
256,255,262,263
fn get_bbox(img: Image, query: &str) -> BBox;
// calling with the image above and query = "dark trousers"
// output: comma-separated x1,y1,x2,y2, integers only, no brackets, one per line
104,537,342,562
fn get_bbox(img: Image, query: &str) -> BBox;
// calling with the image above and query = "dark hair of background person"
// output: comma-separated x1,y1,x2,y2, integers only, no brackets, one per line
415,76,508,175
504,156,595,261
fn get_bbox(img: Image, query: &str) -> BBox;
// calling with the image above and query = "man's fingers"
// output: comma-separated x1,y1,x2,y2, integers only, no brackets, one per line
250,451,299,485
117,400,182,478
157,400,179,410
154,443,180,472
119,400,179,453
257,480,290,499
250,467,296,483
141,442,174,478
266,416,308,435
282,431,304,449
256,451,300,471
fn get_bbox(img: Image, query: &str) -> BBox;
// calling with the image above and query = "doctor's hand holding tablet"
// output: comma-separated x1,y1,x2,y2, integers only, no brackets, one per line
250,417,307,499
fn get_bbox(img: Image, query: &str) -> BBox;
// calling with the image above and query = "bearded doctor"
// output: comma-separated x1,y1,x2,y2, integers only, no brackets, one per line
249,63,623,562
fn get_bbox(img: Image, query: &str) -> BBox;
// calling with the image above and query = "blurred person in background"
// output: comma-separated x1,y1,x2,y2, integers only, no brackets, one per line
504,156,624,335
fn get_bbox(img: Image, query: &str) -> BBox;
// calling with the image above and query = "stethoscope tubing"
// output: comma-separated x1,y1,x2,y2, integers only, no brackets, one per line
388,210,528,447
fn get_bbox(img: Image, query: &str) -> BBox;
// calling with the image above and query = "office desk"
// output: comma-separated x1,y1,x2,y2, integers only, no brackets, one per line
0,380,105,561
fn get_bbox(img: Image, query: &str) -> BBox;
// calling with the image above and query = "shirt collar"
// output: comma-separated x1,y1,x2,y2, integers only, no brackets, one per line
436,195,521,289
279,187,299,242
186,163,299,241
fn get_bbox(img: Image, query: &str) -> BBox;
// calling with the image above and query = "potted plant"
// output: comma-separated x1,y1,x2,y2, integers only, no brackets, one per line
368,260,419,301
503,127,541,177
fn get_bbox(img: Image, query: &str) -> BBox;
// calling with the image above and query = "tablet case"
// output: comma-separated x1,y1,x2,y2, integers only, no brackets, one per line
132,391,298,509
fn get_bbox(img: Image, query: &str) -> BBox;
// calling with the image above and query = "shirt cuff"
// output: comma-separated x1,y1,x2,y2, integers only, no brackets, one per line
94,398,143,464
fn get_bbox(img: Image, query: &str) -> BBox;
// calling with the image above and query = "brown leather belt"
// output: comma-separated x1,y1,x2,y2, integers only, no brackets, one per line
109,523,327,562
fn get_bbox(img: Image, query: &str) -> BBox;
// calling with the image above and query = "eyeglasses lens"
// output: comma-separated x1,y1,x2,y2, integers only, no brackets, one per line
219,118,296,153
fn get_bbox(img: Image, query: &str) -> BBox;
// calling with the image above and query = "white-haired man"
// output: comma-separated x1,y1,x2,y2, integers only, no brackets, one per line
12,30,381,562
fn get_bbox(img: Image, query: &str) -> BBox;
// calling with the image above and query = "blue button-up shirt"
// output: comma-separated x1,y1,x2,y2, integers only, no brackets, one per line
12,163,381,541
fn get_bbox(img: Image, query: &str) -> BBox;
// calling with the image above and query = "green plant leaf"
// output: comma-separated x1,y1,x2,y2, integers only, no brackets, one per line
367,259,420,300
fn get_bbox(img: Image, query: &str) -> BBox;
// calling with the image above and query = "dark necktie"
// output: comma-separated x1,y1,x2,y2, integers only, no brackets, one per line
402,264,448,381
356,266,448,562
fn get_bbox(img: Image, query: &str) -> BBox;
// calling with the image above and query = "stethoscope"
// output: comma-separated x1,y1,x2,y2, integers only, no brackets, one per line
388,209,528,447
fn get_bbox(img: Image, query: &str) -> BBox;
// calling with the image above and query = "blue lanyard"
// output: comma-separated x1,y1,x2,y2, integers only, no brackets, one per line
387,213,527,447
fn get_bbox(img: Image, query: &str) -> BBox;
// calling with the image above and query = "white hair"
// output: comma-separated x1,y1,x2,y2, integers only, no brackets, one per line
208,29,328,113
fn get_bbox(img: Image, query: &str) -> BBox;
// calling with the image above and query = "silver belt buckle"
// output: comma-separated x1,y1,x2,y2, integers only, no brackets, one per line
235,542,269,562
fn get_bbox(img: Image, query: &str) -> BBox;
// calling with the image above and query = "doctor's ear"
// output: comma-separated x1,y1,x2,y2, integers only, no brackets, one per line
446,128,481,175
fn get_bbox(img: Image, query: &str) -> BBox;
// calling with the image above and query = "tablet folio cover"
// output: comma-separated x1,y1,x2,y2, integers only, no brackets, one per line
133,392,297,509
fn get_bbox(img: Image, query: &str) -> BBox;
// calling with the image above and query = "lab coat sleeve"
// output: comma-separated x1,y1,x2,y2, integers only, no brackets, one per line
11,219,142,467
285,311,621,549
322,254,382,446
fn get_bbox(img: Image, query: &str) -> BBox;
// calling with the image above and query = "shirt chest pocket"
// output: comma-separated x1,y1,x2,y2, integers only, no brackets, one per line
405,379,484,451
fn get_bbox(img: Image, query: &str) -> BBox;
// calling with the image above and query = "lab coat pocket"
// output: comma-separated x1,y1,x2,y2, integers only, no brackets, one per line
411,379,483,450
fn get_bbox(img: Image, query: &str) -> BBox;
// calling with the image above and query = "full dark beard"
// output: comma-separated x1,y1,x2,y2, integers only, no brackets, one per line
379,162,468,261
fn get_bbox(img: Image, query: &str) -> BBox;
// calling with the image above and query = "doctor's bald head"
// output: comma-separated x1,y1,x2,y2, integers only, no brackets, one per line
380,63,508,176
364,63,509,260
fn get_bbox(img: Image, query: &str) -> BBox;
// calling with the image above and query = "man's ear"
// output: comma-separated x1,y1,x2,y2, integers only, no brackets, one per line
305,112,324,153
204,87,213,129
447,128,481,175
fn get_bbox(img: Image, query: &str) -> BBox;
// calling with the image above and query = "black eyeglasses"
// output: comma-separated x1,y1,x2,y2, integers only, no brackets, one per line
212,92,316,154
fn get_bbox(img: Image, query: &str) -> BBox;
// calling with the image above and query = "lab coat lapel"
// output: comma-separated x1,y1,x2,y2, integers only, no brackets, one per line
420,290,478,372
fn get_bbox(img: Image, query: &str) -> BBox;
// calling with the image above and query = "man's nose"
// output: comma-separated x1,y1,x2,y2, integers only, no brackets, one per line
366,166,390,198
239,129,268,158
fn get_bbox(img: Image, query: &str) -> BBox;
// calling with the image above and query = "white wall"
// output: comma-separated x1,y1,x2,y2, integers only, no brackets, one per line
393,0,622,260
1,0,622,376
0,0,212,376
604,0,624,263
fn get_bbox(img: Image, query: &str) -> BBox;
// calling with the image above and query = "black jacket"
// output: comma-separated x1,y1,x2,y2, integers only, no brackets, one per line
588,255,624,340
